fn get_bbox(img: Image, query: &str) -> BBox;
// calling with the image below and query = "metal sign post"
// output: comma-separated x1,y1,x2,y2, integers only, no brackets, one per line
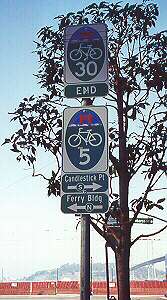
80,212,90,300
81,98,91,300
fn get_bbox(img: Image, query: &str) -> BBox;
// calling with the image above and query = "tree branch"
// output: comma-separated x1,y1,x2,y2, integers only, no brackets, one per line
90,217,120,252
150,187,167,192
109,152,121,176
131,224,167,247
32,163,49,181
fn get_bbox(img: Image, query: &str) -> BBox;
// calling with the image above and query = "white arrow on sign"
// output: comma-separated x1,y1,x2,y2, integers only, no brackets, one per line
67,182,102,191
68,203,103,212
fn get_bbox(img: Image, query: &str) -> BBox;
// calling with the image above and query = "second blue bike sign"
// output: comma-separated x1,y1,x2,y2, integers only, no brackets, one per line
62,106,108,173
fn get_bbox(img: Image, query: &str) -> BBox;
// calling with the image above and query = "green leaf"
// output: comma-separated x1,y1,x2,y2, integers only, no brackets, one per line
128,108,137,120
154,5,159,17
157,198,165,204
138,103,145,109
10,148,20,153
66,12,75,18
99,1,108,9
1,138,11,146
86,3,98,10
154,204,164,210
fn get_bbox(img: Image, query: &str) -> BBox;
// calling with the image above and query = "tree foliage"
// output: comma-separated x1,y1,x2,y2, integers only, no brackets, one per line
4,0,166,207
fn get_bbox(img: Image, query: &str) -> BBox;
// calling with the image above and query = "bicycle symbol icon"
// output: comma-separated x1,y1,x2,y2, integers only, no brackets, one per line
65,24,107,86
69,43,102,62
68,128,102,147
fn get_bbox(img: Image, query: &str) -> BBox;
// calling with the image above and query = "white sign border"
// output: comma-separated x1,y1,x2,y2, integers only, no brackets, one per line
64,23,108,84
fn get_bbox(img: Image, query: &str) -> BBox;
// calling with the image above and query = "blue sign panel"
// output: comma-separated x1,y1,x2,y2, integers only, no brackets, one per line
64,23,108,98
67,26,105,82
65,109,105,170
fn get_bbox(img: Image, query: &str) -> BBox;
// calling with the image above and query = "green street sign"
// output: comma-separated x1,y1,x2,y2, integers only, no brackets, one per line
106,217,153,227
64,23,108,98
132,217,153,224
61,170,109,214
62,172,108,193
64,82,108,98
61,193,108,214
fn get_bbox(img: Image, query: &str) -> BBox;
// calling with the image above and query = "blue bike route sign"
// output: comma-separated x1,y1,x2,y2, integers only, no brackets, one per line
61,106,109,214
64,23,108,98
62,106,108,173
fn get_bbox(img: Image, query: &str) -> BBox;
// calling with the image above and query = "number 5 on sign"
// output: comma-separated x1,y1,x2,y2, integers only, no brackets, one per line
79,148,90,165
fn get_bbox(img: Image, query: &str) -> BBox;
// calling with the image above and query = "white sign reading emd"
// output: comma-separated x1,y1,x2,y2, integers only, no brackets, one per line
77,85,96,96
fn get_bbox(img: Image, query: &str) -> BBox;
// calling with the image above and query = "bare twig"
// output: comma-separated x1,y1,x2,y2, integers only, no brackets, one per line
131,224,167,246
32,163,49,181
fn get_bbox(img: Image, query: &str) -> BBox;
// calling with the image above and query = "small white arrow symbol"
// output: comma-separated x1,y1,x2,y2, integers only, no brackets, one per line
68,203,103,212
67,182,102,191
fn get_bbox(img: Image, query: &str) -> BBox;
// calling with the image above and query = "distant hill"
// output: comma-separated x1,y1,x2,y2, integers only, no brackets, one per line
18,262,166,282
20,263,115,282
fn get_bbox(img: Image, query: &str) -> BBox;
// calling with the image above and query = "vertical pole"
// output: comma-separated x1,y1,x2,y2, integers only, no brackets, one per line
90,256,93,294
111,265,113,281
80,215,90,300
165,255,167,281
1,268,3,282
30,282,32,295
55,268,58,295
56,268,59,281
105,243,110,300
80,97,93,300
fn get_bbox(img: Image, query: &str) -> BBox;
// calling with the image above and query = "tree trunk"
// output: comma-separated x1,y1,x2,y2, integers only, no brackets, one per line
116,169,131,300
115,231,131,300
116,74,131,300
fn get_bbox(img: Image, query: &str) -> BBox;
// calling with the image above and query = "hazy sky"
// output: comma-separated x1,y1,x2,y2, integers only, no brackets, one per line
0,0,167,280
